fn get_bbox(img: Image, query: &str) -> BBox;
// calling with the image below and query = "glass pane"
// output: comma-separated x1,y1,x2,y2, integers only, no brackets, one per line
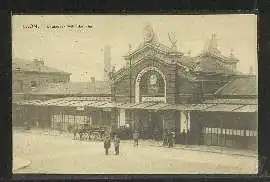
254,131,257,136
241,130,244,136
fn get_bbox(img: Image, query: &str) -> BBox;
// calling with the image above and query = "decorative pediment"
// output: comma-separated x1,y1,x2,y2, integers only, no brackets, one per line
124,42,183,64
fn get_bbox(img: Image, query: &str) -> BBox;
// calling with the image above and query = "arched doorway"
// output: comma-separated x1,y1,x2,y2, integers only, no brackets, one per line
134,66,167,139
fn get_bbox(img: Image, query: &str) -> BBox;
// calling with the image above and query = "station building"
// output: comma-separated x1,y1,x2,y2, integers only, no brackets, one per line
13,25,257,150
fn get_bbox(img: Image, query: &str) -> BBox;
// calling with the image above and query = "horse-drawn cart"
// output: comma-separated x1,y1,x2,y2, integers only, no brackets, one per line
73,123,107,141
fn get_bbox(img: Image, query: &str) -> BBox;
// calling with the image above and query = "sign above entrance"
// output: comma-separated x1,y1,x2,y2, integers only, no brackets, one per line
68,97,112,102
141,97,166,103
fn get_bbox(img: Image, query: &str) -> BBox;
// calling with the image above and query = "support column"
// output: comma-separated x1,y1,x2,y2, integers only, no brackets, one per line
162,112,165,131
119,109,125,128
180,111,190,133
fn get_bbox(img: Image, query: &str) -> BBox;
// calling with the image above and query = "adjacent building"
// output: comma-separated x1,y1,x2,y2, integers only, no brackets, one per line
12,58,71,101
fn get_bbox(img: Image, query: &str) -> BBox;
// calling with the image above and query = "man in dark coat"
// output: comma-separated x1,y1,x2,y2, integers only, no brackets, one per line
133,130,139,147
168,130,174,148
114,135,120,155
162,129,168,146
104,135,111,155
182,129,187,145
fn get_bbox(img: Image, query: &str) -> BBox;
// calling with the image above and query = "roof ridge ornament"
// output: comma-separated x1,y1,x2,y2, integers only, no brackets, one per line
203,33,221,55
229,48,237,60
168,32,178,52
143,24,156,43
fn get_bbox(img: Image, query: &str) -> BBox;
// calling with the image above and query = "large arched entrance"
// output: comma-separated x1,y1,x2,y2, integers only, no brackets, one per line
134,66,167,139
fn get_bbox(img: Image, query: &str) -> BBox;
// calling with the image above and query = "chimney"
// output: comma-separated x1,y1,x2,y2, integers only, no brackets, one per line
104,45,111,81
128,44,132,52
90,77,96,91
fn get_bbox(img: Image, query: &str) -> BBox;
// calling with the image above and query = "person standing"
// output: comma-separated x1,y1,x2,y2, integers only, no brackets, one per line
162,129,168,146
114,135,120,155
104,135,111,155
168,130,174,148
133,130,139,147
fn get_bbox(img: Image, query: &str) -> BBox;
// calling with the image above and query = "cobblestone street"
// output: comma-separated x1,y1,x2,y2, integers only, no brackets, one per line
13,130,258,174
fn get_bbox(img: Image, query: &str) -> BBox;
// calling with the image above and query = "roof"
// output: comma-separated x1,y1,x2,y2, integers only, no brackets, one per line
12,58,71,75
216,76,257,96
193,54,243,75
14,98,257,113
29,81,111,95
204,98,257,105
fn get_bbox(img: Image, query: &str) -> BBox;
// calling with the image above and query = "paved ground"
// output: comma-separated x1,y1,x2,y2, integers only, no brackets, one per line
13,129,258,174
13,157,31,172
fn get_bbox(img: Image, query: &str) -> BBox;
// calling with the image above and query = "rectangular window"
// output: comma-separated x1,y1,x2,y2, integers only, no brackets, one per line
218,128,221,134
241,130,245,136
222,129,225,134
237,130,240,136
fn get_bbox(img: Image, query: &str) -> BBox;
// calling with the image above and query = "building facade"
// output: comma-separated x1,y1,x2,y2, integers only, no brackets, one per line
12,58,71,96
13,26,257,150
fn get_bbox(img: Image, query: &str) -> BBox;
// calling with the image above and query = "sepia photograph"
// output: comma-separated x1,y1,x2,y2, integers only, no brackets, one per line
12,14,258,174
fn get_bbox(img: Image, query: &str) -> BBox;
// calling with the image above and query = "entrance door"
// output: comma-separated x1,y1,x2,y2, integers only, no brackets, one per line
149,112,162,140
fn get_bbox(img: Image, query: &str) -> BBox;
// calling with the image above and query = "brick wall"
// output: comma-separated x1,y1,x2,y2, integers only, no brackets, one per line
12,71,70,93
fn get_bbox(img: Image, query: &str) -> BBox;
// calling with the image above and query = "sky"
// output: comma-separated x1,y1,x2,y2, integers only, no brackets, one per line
12,14,257,81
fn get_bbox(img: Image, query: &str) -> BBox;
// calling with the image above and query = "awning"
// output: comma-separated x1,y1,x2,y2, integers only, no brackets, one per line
232,105,258,113
146,103,172,110
173,104,215,111
203,104,243,112
71,101,97,107
15,100,43,106
129,102,156,109
87,101,109,108
186,104,216,111
204,99,257,105
96,102,117,108
117,103,138,109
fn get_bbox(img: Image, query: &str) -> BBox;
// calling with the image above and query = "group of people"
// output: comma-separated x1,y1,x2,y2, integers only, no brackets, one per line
103,129,178,155
163,130,175,148
103,134,120,155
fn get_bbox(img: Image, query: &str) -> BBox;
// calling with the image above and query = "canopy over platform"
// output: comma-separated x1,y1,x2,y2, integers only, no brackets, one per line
13,97,258,113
